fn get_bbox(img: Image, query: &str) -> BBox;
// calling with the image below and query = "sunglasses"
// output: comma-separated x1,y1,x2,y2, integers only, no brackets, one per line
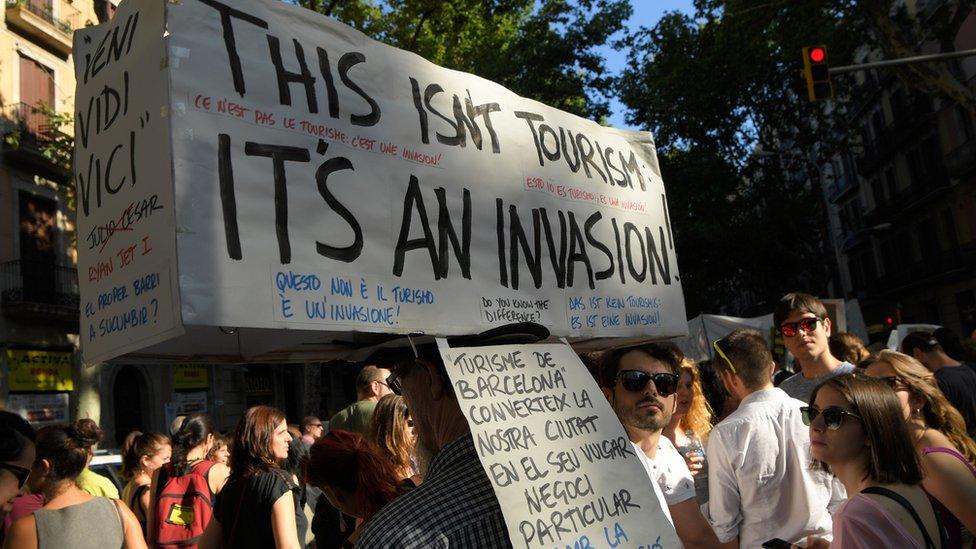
387,365,409,396
779,317,822,338
712,340,737,374
800,405,861,430
0,462,31,489
616,370,680,396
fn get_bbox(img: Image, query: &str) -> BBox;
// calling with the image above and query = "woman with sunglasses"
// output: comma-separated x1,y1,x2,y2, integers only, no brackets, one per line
803,374,946,548
367,394,420,486
864,351,976,548
663,358,713,504
0,411,35,515
2,420,147,549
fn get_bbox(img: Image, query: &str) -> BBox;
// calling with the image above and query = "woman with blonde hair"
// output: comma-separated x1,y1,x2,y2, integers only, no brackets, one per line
663,358,713,503
865,350,976,547
367,394,419,485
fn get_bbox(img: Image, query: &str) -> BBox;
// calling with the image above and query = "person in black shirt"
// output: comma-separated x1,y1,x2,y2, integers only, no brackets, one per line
199,406,301,549
903,331,976,437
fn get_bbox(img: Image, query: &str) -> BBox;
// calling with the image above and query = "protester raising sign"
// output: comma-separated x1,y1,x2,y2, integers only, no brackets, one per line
438,340,680,548
74,0,687,363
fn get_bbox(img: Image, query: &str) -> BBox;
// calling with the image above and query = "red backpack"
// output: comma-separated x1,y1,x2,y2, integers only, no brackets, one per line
154,460,216,548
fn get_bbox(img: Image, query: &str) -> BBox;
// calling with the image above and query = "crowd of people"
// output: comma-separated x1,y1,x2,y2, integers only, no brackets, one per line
2,292,976,548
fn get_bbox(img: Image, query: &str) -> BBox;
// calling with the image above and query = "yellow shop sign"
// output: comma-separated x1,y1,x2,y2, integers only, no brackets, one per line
6,350,74,391
174,365,209,389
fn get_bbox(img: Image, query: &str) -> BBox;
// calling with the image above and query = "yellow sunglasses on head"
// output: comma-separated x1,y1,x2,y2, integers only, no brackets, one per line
712,340,737,374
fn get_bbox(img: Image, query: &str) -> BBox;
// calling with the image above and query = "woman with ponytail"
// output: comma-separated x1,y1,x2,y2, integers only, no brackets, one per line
2,420,146,549
199,406,300,549
865,350,976,547
148,413,229,548
305,429,403,548
120,431,170,539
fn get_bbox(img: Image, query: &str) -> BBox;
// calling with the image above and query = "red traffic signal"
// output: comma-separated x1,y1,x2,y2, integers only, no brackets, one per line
802,45,833,101
808,47,826,64
885,316,894,326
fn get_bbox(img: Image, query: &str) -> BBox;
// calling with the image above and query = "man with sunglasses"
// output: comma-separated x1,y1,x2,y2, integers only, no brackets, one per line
599,344,721,549
329,365,393,435
775,292,855,403
706,329,845,549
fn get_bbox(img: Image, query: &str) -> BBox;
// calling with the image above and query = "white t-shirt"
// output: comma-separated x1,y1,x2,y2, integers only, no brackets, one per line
631,442,675,527
633,437,696,506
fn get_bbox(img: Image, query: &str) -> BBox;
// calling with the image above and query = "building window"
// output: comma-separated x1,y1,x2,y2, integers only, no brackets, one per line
883,167,896,201
942,208,958,249
871,179,885,208
18,54,55,134
880,239,895,276
907,148,925,187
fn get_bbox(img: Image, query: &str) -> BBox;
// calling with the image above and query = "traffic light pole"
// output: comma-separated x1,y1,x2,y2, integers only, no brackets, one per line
829,48,976,75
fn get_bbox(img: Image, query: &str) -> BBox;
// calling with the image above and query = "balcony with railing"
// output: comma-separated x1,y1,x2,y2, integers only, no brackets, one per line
1,102,71,183
0,260,79,324
874,243,976,295
5,0,81,55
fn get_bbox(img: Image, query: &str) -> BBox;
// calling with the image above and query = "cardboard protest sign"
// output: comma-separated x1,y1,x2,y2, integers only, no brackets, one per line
75,0,687,363
438,340,680,549
73,0,184,362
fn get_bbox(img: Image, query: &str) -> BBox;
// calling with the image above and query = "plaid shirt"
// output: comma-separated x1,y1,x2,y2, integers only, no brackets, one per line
357,433,512,548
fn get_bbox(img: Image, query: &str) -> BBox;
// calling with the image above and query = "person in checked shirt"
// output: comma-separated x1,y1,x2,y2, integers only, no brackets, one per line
356,323,549,548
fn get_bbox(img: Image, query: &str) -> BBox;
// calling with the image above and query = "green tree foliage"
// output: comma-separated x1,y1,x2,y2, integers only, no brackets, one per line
618,1,866,315
293,0,630,120
621,0,975,316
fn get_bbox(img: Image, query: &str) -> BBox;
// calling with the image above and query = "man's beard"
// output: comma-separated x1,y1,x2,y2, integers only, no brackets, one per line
622,397,671,432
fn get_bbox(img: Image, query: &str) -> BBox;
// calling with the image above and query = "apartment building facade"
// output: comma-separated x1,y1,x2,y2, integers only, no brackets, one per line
825,7,976,339
0,0,351,445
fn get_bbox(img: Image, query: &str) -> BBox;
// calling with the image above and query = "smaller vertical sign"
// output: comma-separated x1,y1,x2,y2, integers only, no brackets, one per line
438,341,679,549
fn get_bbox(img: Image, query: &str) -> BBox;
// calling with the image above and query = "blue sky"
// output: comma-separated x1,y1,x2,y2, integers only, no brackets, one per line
602,0,695,130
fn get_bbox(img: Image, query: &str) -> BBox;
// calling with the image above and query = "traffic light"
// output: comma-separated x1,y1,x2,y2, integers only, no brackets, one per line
802,45,833,101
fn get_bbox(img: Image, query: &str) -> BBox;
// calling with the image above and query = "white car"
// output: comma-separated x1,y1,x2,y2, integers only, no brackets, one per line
89,450,124,494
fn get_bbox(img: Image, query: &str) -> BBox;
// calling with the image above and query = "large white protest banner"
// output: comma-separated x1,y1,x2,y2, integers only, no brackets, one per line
438,340,679,549
75,0,687,362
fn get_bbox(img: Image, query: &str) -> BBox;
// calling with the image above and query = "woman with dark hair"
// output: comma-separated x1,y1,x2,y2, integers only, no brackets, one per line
803,374,946,548
120,431,170,540
306,430,402,548
148,413,229,548
0,411,34,512
2,420,146,549
199,406,300,549
72,418,118,499
367,394,420,484
864,351,976,547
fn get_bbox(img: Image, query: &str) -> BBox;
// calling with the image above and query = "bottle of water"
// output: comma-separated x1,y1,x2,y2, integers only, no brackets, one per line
685,435,709,504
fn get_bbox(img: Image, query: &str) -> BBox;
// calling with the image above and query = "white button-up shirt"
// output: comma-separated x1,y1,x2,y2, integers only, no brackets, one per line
703,388,846,548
